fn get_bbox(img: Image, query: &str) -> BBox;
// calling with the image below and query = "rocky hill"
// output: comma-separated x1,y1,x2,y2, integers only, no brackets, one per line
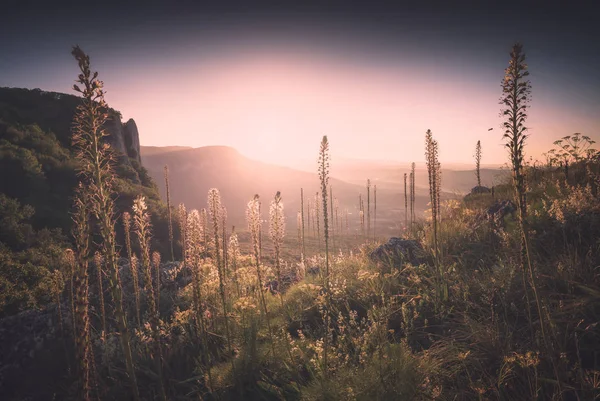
0,87,168,318
0,87,160,231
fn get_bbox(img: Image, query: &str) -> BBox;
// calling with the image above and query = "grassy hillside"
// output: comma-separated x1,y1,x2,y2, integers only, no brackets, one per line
5,153,599,400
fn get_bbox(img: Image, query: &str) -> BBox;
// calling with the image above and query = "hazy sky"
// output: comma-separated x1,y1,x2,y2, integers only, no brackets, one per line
1,1,599,168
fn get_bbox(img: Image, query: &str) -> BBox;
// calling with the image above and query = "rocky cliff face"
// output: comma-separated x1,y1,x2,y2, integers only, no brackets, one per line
105,112,142,164
124,118,141,162
0,87,142,165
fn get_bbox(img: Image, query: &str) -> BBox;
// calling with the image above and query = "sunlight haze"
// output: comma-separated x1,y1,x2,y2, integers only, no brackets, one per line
1,7,598,169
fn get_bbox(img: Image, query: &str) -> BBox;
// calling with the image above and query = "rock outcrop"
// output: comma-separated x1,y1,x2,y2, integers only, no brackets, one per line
104,113,142,164
470,186,491,195
123,119,141,162
370,237,428,269
0,87,142,166
486,200,517,225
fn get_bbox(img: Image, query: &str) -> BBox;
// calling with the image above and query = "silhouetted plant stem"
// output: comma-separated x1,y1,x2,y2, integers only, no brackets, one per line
300,188,306,263
270,191,285,306
475,140,482,187
318,136,331,377
133,196,167,401
70,189,92,401
164,165,174,261
123,212,141,327
426,129,445,305
500,43,548,350
93,251,107,338
71,46,139,401
152,251,161,314
404,173,408,233
228,226,241,298
177,204,187,268
367,179,371,239
208,189,236,381
247,195,276,357
410,162,415,231
186,210,214,392
374,184,377,240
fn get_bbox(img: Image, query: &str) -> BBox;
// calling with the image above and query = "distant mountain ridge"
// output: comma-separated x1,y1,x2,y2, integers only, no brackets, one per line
142,145,366,223
141,145,435,234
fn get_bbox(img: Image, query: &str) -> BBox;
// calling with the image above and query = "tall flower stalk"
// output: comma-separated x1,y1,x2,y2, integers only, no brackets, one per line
201,208,209,257
122,212,141,327
359,194,365,238
300,188,306,262
177,204,187,266
500,43,547,346
366,179,371,239
306,199,312,238
93,251,107,338
318,136,331,376
374,184,377,240
247,195,275,355
345,208,349,236
208,188,235,376
297,211,303,261
410,163,416,229
152,251,161,313
404,173,408,232
228,227,241,298
69,188,92,401
132,196,167,401
425,130,445,304
475,140,482,188
164,165,174,261
269,191,286,304
425,129,441,256
186,210,214,391
222,207,228,281
71,46,139,401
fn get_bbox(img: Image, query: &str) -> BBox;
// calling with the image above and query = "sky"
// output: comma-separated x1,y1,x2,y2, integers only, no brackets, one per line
1,0,599,169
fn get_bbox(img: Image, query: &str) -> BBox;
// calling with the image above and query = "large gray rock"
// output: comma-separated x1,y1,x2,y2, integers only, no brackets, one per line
123,119,141,163
369,237,427,269
104,114,142,164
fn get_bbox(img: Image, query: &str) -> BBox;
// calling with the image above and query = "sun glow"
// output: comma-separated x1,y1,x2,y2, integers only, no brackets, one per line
101,48,600,167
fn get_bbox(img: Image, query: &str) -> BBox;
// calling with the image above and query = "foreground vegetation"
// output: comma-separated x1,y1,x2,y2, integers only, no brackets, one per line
1,44,600,401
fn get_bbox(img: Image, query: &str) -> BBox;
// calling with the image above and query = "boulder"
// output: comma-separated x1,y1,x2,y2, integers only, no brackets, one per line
369,237,427,269
470,186,491,194
486,200,517,224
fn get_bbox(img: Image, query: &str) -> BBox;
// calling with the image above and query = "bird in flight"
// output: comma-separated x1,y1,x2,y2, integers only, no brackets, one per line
488,128,494,131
